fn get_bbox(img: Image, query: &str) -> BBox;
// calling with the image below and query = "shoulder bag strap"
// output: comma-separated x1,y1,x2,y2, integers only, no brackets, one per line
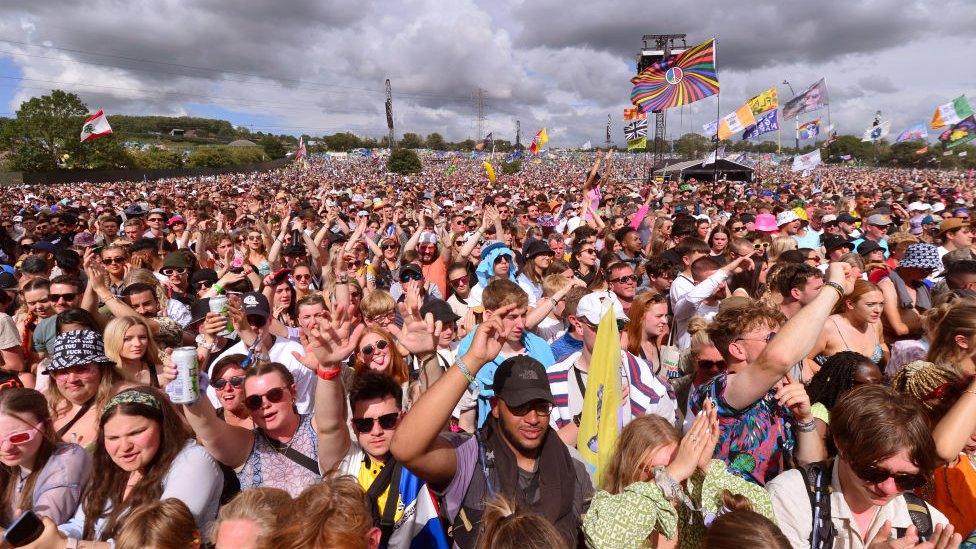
265,436,321,475
55,398,95,439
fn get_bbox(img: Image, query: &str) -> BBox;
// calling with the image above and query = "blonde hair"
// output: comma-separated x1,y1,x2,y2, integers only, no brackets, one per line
767,236,797,263
601,414,679,494
269,475,375,549
890,361,962,414
476,495,569,549
103,315,163,382
210,487,293,549
541,273,571,298
116,498,199,549
360,289,396,319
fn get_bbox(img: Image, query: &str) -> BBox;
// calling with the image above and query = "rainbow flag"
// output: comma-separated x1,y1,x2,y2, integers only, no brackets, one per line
576,304,622,478
631,38,719,113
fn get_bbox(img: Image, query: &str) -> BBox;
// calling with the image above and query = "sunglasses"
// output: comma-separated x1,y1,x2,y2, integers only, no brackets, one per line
102,257,127,265
580,248,596,255
247,235,263,241
400,272,423,283
493,256,510,265
50,292,77,302
351,412,399,434
507,400,554,417
147,217,164,222
754,242,770,249
735,331,777,343
731,226,746,231
212,376,245,390
294,274,311,280
161,267,188,276
610,275,638,284
244,387,288,411
360,340,388,356
0,424,42,447
381,244,399,250
696,359,726,370
852,463,927,491
450,275,470,286
195,281,212,289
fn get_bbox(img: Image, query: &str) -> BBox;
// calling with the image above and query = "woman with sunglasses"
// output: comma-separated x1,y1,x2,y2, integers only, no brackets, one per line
56,386,223,546
672,318,726,428
243,228,272,278
209,354,252,430
569,240,601,288
98,246,130,295
45,330,122,450
0,388,91,525
354,328,410,397
291,263,315,300
103,315,165,389
466,242,518,310
176,362,321,498
363,235,401,293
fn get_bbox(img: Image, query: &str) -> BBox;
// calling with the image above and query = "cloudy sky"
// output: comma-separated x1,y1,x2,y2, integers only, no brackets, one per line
1,0,974,147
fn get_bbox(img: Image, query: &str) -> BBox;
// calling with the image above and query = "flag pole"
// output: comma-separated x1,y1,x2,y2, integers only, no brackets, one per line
712,37,720,183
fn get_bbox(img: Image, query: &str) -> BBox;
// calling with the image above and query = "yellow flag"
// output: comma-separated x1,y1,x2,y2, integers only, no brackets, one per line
483,161,496,182
536,128,549,146
576,304,622,479
747,86,779,115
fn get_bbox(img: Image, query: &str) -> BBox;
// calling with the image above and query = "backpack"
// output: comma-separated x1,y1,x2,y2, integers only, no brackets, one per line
802,460,932,548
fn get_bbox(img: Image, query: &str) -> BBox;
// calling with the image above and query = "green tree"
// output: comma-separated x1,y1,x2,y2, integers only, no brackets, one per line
425,133,446,150
387,148,421,174
80,137,132,169
186,146,234,168
825,135,875,163
674,133,711,160
259,136,286,159
399,132,424,149
1,90,88,171
131,147,184,169
321,132,364,151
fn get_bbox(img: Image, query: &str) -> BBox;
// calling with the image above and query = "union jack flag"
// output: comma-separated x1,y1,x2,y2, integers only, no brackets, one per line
624,119,647,141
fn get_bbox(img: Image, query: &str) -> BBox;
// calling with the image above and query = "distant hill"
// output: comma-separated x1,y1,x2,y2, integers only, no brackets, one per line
109,115,247,141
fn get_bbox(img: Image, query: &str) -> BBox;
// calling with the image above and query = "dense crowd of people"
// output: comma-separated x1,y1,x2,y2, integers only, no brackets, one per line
0,150,972,548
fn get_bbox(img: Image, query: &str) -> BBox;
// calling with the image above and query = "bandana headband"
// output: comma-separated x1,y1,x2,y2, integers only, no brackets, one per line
103,389,162,415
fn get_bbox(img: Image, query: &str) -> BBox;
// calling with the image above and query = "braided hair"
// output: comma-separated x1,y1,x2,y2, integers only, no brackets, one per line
806,351,876,410
890,360,964,420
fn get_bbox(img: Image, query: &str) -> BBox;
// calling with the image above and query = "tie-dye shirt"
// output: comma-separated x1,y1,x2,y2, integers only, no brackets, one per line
689,372,796,486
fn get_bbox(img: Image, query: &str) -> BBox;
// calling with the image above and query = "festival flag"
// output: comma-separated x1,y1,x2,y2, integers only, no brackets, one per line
703,145,725,166
294,136,307,160
702,119,719,137
747,86,779,115
626,137,647,151
782,78,829,120
483,161,496,182
915,146,929,155
80,110,113,142
474,132,493,151
797,118,821,140
895,123,928,143
623,108,646,120
528,128,548,154
939,116,976,149
861,121,892,142
792,149,822,172
576,301,622,478
717,103,757,140
624,119,648,141
742,110,779,140
630,38,719,113
931,96,974,129
606,114,612,144
580,140,592,150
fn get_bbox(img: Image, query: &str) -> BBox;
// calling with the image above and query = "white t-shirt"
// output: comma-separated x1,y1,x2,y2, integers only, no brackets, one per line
208,336,316,414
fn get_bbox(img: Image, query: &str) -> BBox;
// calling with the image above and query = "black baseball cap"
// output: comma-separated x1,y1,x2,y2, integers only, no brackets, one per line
420,298,460,324
857,240,883,256
241,292,270,320
493,356,553,407
824,235,853,253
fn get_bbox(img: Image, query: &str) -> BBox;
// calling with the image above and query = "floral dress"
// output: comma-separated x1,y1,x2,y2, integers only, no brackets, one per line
583,459,775,548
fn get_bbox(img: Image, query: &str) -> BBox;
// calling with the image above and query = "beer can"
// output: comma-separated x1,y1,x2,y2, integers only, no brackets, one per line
208,295,228,315
166,347,200,404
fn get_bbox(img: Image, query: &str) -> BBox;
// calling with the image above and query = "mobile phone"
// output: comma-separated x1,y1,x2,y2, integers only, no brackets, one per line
4,511,43,547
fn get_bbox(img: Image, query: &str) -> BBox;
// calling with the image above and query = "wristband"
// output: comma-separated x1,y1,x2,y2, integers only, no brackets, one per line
823,281,845,298
795,419,817,433
454,358,476,385
316,366,341,381
212,282,224,294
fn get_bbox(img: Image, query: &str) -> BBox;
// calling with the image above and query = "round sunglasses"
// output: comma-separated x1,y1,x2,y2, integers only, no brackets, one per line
360,340,389,356
244,386,287,411
212,376,245,390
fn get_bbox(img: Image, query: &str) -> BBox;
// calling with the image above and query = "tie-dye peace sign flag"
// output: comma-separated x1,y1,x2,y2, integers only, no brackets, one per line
630,38,719,114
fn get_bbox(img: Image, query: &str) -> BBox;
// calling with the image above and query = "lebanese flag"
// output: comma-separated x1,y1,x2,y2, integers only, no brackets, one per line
80,110,113,142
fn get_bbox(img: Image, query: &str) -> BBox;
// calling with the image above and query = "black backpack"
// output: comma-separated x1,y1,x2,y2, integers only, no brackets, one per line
802,460,932,548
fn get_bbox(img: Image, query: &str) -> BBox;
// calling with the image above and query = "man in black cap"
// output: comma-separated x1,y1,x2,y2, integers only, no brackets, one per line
208,291,315,414
392,313,593,549
823,234,854,262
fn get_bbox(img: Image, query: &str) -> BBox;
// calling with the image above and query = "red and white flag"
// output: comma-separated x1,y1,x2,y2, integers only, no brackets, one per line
294,136,307,160
80,110,113,142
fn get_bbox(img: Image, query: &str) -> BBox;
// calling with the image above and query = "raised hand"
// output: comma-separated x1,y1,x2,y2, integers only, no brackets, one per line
293,304,357,368
396,301,442,355
461,303,517,369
